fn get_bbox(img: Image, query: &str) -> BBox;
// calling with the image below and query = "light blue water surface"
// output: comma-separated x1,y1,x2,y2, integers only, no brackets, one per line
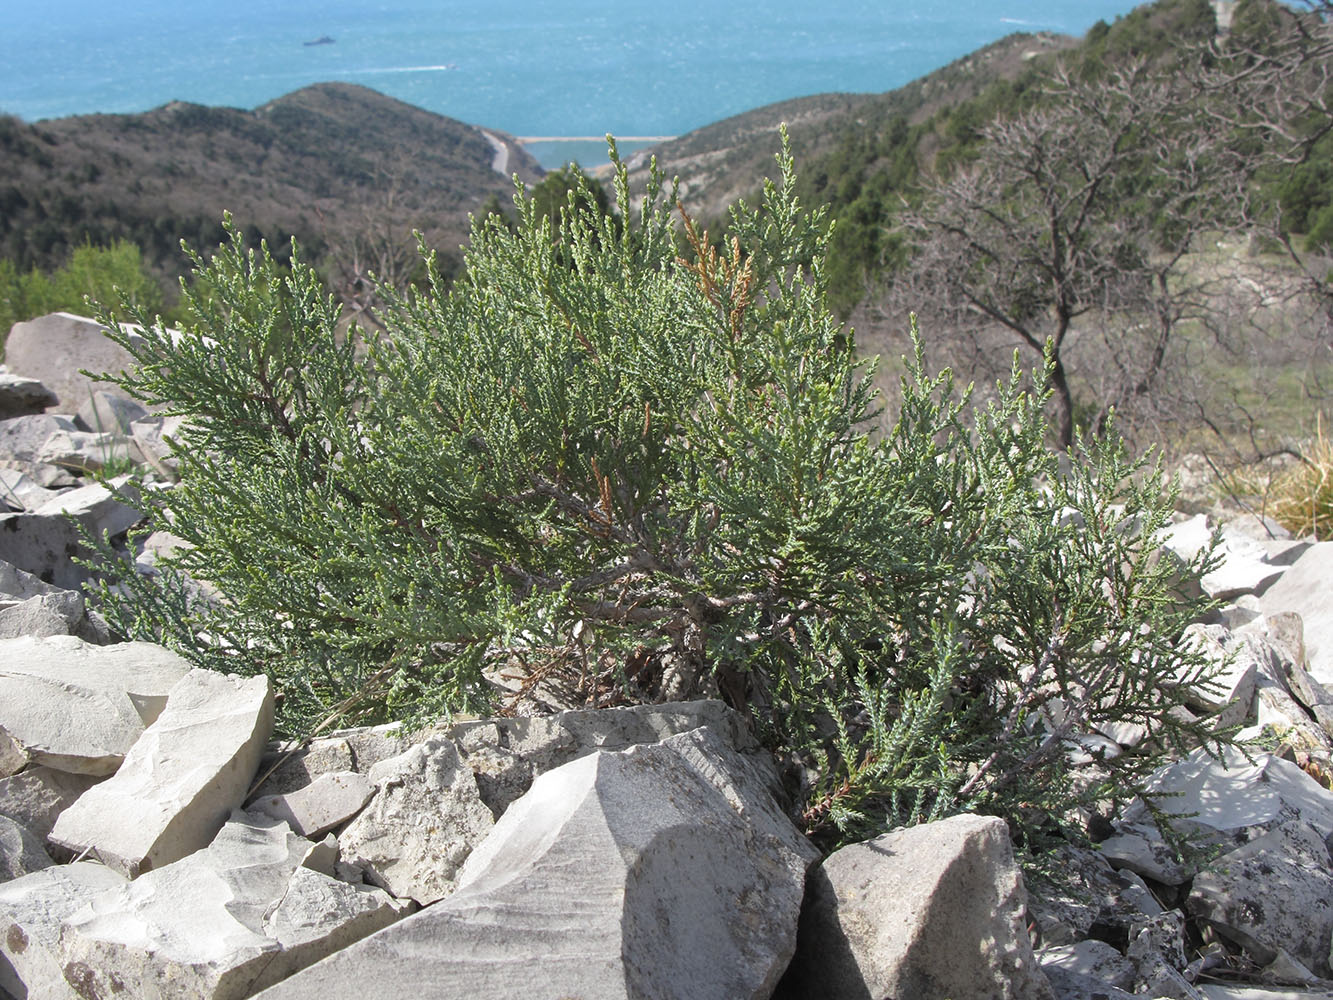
1,0,1144,166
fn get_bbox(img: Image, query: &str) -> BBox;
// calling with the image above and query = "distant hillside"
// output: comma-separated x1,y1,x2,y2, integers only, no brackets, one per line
623,31,1078,222
0,83,543,291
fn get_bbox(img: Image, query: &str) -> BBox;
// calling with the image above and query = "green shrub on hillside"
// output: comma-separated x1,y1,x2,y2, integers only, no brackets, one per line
89,141,1228,846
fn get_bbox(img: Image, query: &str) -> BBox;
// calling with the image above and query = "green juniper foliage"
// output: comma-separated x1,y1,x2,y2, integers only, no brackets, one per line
90,135,1228,845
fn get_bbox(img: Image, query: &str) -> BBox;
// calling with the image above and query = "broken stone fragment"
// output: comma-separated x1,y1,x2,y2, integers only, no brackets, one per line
1188,820,1333,978
0,635,191,775
0,765,100,843
257,727,816,1000
0,861,126,1000
49,669,274,877
248,770,373,838
57,811,411,1000
777,813,1052,1000
335,736,495,905
0,813,53,882
1260,542,1333,687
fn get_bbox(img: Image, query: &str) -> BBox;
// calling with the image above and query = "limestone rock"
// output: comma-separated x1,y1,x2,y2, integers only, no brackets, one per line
0,468,61,511
0,813,53,882
1027,844,1163,945
1179,624,1261,727
1041,965,1138,1000
248,770,373,838
0,765,100,842
1039,940,1137,992
75,390,148,436
0,413,78,468
0,476,142,589
34,428,137,474
0,861,127,1000
59,812,410,1000
0,635,191,775
778,814,1052,1000
336,737,495,904
1188,820,1333,977
257,727,816,1000
127,413,185,481
1098,820,1198,885
1200,988,1333,1000
0,371,57,419
249,723,410,799
2,312,137,411
1121,747,1333,842
443,698,755,815
1259,542,1333,687
50,669,274,877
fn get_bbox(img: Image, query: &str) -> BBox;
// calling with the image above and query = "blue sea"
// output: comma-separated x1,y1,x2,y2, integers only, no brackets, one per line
2,0,1146,169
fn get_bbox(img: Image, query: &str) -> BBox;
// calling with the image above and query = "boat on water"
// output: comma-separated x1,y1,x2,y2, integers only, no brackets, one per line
303,36,335,47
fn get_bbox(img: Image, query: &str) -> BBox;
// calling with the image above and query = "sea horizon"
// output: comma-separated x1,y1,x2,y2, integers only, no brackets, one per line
2,0,1148,169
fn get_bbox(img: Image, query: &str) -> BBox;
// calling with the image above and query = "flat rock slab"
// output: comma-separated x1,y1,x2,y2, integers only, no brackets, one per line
0,372,57,419
257,727,817,1000
1260,542,1333,687
3,312,137,412
58,812,411,1000
1026,845,1163,945
0,477,142,590
0,635,191,775
0,861,127,1000
50,669,274,877
777,813,1052,1000
1188,820,1333,977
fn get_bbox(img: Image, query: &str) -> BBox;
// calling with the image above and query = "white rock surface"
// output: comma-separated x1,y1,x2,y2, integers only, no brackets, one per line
248,770,373,838
1027,845,1164,944
335,737,495,905
0,476,142,589
50,669,274,877
257,727,817,1000
75,390,148,436
0,468,62,511
779,814,1052,1000
0,635,191,775
1039,940,1137,991
1179,624,1261,727
58,812,410,1000
0,861,127,1000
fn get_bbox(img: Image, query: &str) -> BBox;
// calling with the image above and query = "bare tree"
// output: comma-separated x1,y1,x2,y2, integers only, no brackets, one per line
880,4,1333,451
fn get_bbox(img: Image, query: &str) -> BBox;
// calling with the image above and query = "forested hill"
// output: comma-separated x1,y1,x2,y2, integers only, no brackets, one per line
623,30,1080,224
0,83,542,288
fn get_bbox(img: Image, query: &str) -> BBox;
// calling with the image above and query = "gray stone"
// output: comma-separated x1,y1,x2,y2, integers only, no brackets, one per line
778,814,1052,1000
257,727,817,1000
0,476,142,589
1038,940,1137,991
1040,965,1138,1000
443,698,756,815
127,414,185,481
0,861,127,1000
336,736,495,904
1126,909,1190,982
0,413,78,467
1259,542,1333,687
0,590,86,639
1201,988,1333,1000
34,429,136,474
248,770,373,838
1188,820,1333,977
75,390,148,436
0,469,61,512
59,812,410,1000
0,372,57,419
0,556,61,601
0,814,53,882
0,766,100,842
1178,624,1261,728
50,669,274,877
0,635,191,775
1027,845,1164,945
1098,821,1198,884
250,723,410,799
2,312,137,412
